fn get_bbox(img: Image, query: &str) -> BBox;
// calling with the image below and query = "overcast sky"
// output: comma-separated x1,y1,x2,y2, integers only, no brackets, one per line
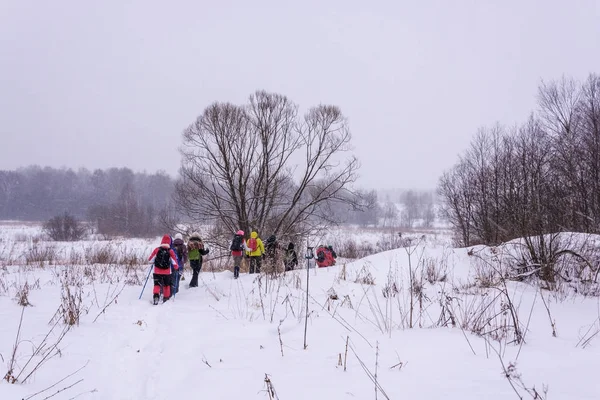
1,0,599,190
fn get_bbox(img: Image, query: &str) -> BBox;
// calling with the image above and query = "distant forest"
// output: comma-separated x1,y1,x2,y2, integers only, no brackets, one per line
0,166,175,236
0,165,437,236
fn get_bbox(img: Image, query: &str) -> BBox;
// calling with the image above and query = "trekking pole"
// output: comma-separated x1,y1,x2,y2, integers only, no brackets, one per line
303,242,314,350
172,268,179,298
139,264,153,300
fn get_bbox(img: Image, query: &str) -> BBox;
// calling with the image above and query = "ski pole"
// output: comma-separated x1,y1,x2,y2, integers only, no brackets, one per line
139,264,153,300
172,267,179,298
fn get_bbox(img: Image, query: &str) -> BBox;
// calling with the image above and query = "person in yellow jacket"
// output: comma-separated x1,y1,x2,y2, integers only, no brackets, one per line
245,231,265,274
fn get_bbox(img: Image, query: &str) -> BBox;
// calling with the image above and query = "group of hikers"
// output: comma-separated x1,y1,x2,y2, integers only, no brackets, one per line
227,230,299,278
146,232,210,305
146,229,338,304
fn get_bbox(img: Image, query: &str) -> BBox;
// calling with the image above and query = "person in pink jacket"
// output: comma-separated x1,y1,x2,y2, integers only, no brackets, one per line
148,235,180,304
229,230,248,279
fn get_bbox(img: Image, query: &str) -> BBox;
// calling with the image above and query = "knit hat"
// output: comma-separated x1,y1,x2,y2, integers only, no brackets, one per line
236,230,244,235
161,235,171,246
175,233,183,240
191,231,200,238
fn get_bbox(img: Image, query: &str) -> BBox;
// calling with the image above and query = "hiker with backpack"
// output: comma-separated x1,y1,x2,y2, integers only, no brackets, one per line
264,234,281,275
284,242,298,271
316,245,336,268
171,233,188,295
148,235,180,304
229,230,248,279
328,245,337,260
246,231,265,274
187,232,209,288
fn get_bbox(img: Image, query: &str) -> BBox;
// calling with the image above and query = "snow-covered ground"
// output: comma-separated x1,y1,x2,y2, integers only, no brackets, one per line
1,224,599,399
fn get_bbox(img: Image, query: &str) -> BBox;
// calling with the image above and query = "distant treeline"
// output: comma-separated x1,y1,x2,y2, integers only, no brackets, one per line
0,165,438,234
329,188,437,228
0,166,175,236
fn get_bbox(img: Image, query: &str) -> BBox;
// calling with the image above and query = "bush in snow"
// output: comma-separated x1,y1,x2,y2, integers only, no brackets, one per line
43,212,86,242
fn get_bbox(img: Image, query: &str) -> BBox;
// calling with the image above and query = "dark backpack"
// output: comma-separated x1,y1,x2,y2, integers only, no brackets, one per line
230,234,243,251
154,247,171,269
317,249,325,262
266,241,277,257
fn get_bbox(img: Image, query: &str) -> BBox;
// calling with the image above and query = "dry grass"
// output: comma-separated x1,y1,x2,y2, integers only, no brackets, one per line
4,306,75,386
15,282,33,306
423,256,447,284
354,264,376,285
85,244,119,265
57,267,87,326
13,233,46,243
24,244,58,266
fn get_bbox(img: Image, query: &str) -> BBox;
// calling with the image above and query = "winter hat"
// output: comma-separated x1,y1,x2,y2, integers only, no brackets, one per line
161,234,171,246
175,233,183,240
191,231,200,238
287,242,294,250
267,235,276,243
236,230,244,235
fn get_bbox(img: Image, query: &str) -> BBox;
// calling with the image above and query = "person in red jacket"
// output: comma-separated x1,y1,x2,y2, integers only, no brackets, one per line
316,245,337,268
148,235,180,304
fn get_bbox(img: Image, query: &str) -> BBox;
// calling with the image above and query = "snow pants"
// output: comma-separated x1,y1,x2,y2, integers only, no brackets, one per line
232,255,242,278
189,259,202,287
249,256,262,274
153,273,172,300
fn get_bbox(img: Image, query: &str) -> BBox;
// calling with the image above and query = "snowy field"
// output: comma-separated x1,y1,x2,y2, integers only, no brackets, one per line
1,223,599,399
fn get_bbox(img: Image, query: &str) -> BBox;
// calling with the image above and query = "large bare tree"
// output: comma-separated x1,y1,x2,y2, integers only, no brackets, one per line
175,90,360,242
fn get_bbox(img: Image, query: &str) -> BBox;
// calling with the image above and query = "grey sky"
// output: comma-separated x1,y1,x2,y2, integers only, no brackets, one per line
1,0,599,190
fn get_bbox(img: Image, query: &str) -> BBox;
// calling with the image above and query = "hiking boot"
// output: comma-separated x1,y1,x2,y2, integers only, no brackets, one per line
153,295,159,305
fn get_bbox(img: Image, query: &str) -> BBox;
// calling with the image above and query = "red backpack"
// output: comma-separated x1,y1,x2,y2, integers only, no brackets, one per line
248,237,258,252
